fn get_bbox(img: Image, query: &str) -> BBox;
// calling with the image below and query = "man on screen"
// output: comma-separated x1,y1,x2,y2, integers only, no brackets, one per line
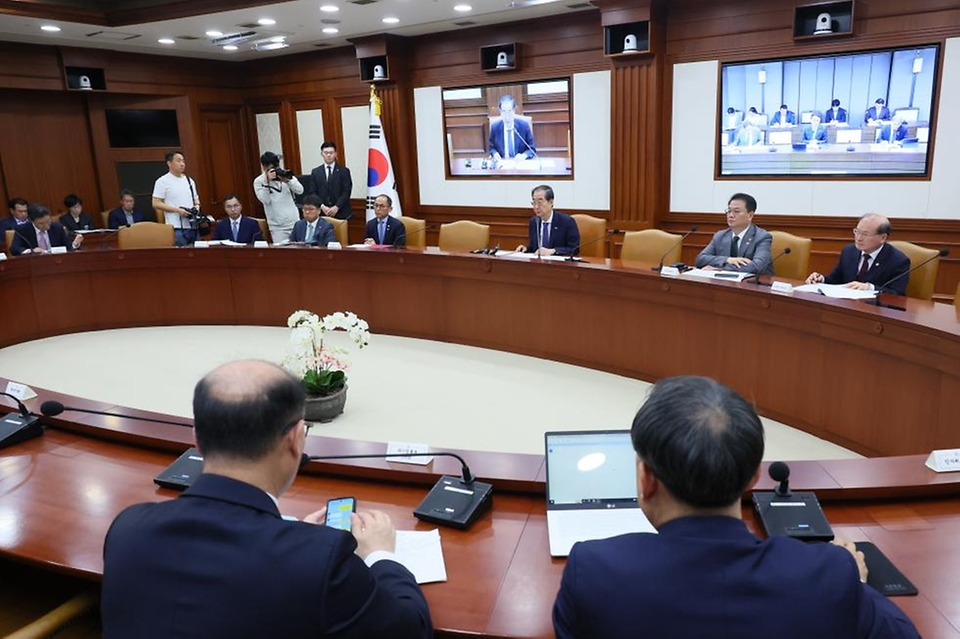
515,185,579,257
694,193,773,275
802,112,828,143
865,98,892,124
489,94,537,162
770,104,796,127
824,98,848,124
878,116,909,143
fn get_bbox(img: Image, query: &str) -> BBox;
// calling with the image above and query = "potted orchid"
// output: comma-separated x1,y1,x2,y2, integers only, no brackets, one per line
282,310,370,422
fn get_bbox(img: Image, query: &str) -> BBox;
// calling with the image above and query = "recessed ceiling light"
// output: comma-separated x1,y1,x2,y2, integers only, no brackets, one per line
40,25,61,32
320,4,339,12
158,38,175,44
322,27,339,34
205,30,223,37
260,42,288,51
382,17,400,24
257,18,276,26
223,45,238,51
454,4,472,11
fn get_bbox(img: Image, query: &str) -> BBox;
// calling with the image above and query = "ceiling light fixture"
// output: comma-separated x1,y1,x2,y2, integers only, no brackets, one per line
322,27,339,34
259,42,288,51
223,45,238,51
205,30,223,37
454,4,472,11
257,18,276,26
320,4,339,12
158,38,175,44
382,17,400,24
41,25,61,32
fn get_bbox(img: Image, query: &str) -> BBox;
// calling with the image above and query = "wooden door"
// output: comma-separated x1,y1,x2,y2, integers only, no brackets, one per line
197,106,248,212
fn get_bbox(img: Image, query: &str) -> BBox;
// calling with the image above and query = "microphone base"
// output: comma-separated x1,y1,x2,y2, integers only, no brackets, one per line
414,475,493,529
0,412,42,450
651,265,663,272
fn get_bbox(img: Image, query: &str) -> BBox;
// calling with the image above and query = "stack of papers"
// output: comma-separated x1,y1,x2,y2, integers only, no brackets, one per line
793,283,878,300
395,529,447,584
682,268,755,282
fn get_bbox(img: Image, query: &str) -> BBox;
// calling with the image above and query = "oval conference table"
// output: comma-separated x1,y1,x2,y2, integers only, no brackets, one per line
1,246,960,638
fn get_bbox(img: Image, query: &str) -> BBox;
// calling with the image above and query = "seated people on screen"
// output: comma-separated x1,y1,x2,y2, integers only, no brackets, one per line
489,94,537,161
744,106,764,126
733,120,762,147
152,150,201,246
306,141,353,220
59,193,94,238
101,360,433,639
824,98,848,124
878,116,909,143
694,193,773,275
515,185,579,256
806,214,910,295
724,107,743,129
770,104,796,127
255,151,303,244
1,197,29,249
211,195,261,244
108,190,145,229
802,112,828,143
552,375,921,639
865,98,892,124
291,195,337,246
364,194,405,246
11,203,83,255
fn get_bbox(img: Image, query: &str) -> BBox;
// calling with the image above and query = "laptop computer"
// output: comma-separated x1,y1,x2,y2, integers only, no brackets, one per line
545,430,656,557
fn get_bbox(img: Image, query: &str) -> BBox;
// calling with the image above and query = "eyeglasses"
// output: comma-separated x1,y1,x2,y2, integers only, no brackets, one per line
852,228,877,237
725,209,748,216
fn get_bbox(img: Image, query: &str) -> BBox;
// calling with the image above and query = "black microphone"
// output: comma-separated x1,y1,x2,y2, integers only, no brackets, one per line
874,248,948,296
745,247,792,285
392,222,435,249
10,226,39,256
514,130,539,160
769,461,791,497
565,228,622,262
40,400,192,427
652,226,697,271
0,391,42,450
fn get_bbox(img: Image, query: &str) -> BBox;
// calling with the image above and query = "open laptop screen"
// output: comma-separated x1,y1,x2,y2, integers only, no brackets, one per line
545,430,638,510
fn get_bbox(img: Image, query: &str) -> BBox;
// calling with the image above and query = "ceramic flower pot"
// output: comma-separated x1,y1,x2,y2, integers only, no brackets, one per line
304,385,347,423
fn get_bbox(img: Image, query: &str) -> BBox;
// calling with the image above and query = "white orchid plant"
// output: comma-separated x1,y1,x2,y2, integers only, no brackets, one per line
282,310,370,396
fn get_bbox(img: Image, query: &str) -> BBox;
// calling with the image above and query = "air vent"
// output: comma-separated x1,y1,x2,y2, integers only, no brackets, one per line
212,30,258,46
177,35,201,40
236,22,261,29
454,21,477,26
85,30,140,41
313,43,331,47
347,0,379,5
320,19,341,24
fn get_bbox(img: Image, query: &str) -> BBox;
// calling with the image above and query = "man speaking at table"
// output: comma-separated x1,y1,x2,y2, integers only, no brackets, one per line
101,360,433,639
694,193,773,275
515,185,579,256
553,376,920,639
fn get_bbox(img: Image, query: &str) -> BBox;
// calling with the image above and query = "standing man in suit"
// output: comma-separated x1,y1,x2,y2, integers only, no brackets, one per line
1,197,30,250
553,375,920,639
59,193,95,239
290,194,337,246
770,104,796,127
211,195,262,244
515,185,579,256
803,112,828,143
107,190,145,229
11,203,83,255
489,94,537,162
695,192,773,275
806,213,911,295
307,141,353,220
824,98,848,124
865,98,892,124
101,360,433,638
364,194,406,246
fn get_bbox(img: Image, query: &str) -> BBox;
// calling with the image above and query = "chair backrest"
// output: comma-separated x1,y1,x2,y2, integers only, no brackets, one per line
251,217,272,244
571,214,607,258
100,210,110,228
888,240,940,301
5,229,13,255
438,220,490,253
154,208,166,224
620,229,682,264
769,230,812,280
117,222,175,249
322,216,348,245
954,281,960,309
397,216,426,249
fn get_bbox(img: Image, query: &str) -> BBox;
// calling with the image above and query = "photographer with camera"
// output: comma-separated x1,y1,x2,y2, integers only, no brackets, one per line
253,151,302,244
152,150,205,246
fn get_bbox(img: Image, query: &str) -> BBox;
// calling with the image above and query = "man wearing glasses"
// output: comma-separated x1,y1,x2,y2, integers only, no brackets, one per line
806,214,910,295
695,193,773,275
515,184,580,256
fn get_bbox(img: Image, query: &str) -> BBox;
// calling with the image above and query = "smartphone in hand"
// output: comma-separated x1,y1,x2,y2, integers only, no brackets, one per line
325,497,357,532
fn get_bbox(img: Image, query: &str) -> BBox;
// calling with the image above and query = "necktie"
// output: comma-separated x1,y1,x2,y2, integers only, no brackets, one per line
730,234,739,258
506,128,515,158
378,220,386,244
232,220,239,241
306,223,315,243
541,220,550,248
857,253,871,281
38,230,51,251
326,165,332,181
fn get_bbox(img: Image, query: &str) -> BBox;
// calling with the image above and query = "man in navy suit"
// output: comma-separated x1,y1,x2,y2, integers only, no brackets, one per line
107,190,145,229
824,98,848,124
306,140,353,220
515,184,579,256
489,94,537,161
553,376,920,639
695,192,773,275
878,116,909,143
803,112,828,143
806,213,911,295
102,360,433,639
11,203,83,255
865,98,892,124
211,195,262,244
770,104,796,127
290,194,337,246
1,197,30,250
364,194,406,246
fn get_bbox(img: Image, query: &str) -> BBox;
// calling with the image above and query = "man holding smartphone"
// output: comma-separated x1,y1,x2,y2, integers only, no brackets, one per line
101,360,432,639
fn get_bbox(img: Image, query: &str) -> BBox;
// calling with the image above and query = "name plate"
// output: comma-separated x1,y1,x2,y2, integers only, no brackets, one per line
4,381,37,401
326,242,343,250
925,449,960,473
385,441,434,465
254,241,269,248
660,266,681,277
771,281,794,293
0,253,6,261
50,246,67,254
193,241,210,248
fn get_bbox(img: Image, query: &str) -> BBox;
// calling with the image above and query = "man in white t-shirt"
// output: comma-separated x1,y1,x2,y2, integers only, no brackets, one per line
253,151,302,244
152,151,201,246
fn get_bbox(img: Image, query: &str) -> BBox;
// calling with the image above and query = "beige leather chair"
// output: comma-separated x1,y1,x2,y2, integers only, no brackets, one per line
397,216,426,249
251,217,272,244
100,210,111,228
322,216,348,245
5,229,13,255
889,240,940,301
4,591,99,639
954,281,960,308
620,229,682,264
438,220,490,253
571,214,607,258
769,230,812,280
154,208,166,224
117,222,175,249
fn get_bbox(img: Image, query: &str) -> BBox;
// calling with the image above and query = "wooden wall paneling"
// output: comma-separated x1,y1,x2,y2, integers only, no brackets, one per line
0,43,65,91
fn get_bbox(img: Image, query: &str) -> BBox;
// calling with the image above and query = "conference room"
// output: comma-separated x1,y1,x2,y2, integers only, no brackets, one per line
1,0,959,637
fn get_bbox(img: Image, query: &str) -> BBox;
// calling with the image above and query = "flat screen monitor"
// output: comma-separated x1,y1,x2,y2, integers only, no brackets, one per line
719,44,939,176
768,130,792,145
106,109,180,148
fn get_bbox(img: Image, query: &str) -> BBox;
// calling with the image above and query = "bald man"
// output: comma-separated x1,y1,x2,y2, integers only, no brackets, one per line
102,360,432,639
806,214,911,296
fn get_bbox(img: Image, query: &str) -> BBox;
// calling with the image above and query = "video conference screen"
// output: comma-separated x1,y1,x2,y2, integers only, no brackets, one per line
442,78,572,178
719,45,939,177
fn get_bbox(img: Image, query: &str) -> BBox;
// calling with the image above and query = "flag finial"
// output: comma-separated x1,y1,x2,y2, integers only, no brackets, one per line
369,84,381,117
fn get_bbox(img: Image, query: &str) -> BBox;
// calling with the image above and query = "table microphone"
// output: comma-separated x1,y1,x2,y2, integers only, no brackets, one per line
565,228,622,262
392,222,435,249
652,226,697,271
769,460,791,497
0,391,42,450
303,451,493,529
40,400,193,427
744,247,791,285
873,248,948,297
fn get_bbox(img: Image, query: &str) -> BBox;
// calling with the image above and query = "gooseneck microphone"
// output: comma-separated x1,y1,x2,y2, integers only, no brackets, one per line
0,391,42,449
769,461,791,497
392,222,435,249
652,226,697,271
745,247,791,285
874,248,948,296
305,451,476,484
565,228,622,262
40,400,193,427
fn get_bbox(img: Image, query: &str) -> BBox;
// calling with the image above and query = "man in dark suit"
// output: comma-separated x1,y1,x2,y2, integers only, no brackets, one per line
803,112,828,143
210,195,262,244
824,98,848,124
101,359,433,639
107,190,145,229
806,213,911,295
290,194,337,246
878,117,909,143
695,192,773,275
11,203,82,255
515,184,579,256
59,193,95,238
553,376,920,639
489,94,537,161
307,140,353,220
364,194,406,246
770,104,796,127
1,197,30,250
865,98,892,124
